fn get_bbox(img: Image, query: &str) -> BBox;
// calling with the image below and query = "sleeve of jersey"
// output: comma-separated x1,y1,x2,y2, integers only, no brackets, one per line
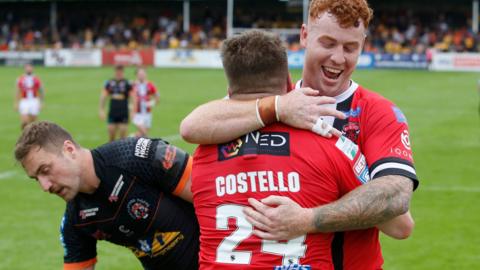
60,211,97,270
150,82,158,94
131,138,192,195
362,100,419,190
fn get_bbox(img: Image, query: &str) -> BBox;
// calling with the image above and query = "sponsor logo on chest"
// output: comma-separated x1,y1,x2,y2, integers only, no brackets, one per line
218,131,290,161
79,207,99,220
127,198,150,220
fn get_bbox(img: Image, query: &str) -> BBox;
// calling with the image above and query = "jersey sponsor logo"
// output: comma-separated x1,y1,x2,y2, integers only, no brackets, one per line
342,121,360,142
390,147,413,159
127,198,150,220
392,106,407,123
274,264,311,270
79,207,99,219
335,136,359,161
162,145,177,169
128,230,184,258
353,154,371,184
109,174,124,202
134,138,152,158
342,106,361,118
218,131,290,161
111,93,126,100
215,170,300,197
220,138,243,158
401,130,411,150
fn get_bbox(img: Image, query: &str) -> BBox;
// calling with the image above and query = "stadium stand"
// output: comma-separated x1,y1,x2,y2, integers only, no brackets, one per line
1,0,477,52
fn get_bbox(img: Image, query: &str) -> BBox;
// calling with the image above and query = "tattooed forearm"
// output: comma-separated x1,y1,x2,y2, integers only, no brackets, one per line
312,175,413,232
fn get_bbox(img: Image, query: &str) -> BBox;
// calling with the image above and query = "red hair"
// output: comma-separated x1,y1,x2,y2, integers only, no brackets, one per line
309,0,373,28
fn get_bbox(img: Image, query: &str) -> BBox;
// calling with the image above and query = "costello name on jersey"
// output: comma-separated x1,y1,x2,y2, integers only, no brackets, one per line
215,170,300,197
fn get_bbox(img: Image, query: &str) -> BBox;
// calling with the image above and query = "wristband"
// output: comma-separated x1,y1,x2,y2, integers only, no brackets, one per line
255,99,265,127
258,96,277,126
274,95,280,122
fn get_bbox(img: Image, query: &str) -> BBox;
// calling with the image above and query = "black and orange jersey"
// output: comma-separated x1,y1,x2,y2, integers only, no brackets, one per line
104,79,133,118
61,137,198,270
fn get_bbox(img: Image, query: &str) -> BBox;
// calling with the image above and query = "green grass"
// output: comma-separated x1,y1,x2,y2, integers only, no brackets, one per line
0,67,478,269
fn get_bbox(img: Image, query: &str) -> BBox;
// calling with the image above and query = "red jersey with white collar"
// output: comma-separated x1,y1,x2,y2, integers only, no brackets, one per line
17,74,42,99
296,80,419,270
134,81,158,113
192,123,375,270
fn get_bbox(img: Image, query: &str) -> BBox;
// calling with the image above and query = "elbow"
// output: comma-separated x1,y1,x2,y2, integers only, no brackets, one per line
394,219,415,240
179,118,198,143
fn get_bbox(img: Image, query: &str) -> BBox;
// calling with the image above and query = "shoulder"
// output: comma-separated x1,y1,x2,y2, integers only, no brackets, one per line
93,137,167,167
147,81,156,88
354,85,402,119
355,85,393,105
104,79,113,87
93,138,140,164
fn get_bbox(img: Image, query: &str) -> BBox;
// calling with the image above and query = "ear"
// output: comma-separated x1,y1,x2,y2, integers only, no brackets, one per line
300,23,308,48
63,140,77,157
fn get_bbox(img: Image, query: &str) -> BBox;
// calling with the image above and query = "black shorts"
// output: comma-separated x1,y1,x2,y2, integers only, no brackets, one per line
108,115,128,124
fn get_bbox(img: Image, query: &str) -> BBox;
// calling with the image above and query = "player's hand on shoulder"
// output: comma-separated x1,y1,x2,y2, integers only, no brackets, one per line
278,88,346,133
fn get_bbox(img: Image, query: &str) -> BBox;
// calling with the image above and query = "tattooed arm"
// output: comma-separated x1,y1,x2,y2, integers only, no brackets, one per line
311,175,412,232
244,175,413,240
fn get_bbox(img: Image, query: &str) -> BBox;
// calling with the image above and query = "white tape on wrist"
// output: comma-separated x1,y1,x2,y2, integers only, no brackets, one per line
312,117,333,137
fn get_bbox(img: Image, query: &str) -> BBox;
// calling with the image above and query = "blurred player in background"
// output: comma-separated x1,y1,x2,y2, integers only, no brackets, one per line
99,65,134,142
14,63,44,129
14,121,198,270
132,67,160,137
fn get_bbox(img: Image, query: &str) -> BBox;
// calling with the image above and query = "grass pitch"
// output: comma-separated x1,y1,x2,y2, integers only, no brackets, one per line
0,67,478,269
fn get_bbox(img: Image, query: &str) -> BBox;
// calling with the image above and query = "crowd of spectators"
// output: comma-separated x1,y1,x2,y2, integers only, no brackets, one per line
1,6,478,54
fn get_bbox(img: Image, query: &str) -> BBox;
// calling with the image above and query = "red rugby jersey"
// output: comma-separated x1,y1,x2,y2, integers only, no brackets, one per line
296,80,419,270
192,123,375,270
17,74,42,99
133,81,158,113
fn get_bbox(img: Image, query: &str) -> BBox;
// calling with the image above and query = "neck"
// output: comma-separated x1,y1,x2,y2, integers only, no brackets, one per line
78,148,100,194
230,87,287,101
301,78,351,97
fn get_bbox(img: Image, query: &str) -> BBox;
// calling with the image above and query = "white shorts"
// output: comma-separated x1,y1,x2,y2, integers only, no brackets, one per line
19,98,40,116
133,113,152,128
